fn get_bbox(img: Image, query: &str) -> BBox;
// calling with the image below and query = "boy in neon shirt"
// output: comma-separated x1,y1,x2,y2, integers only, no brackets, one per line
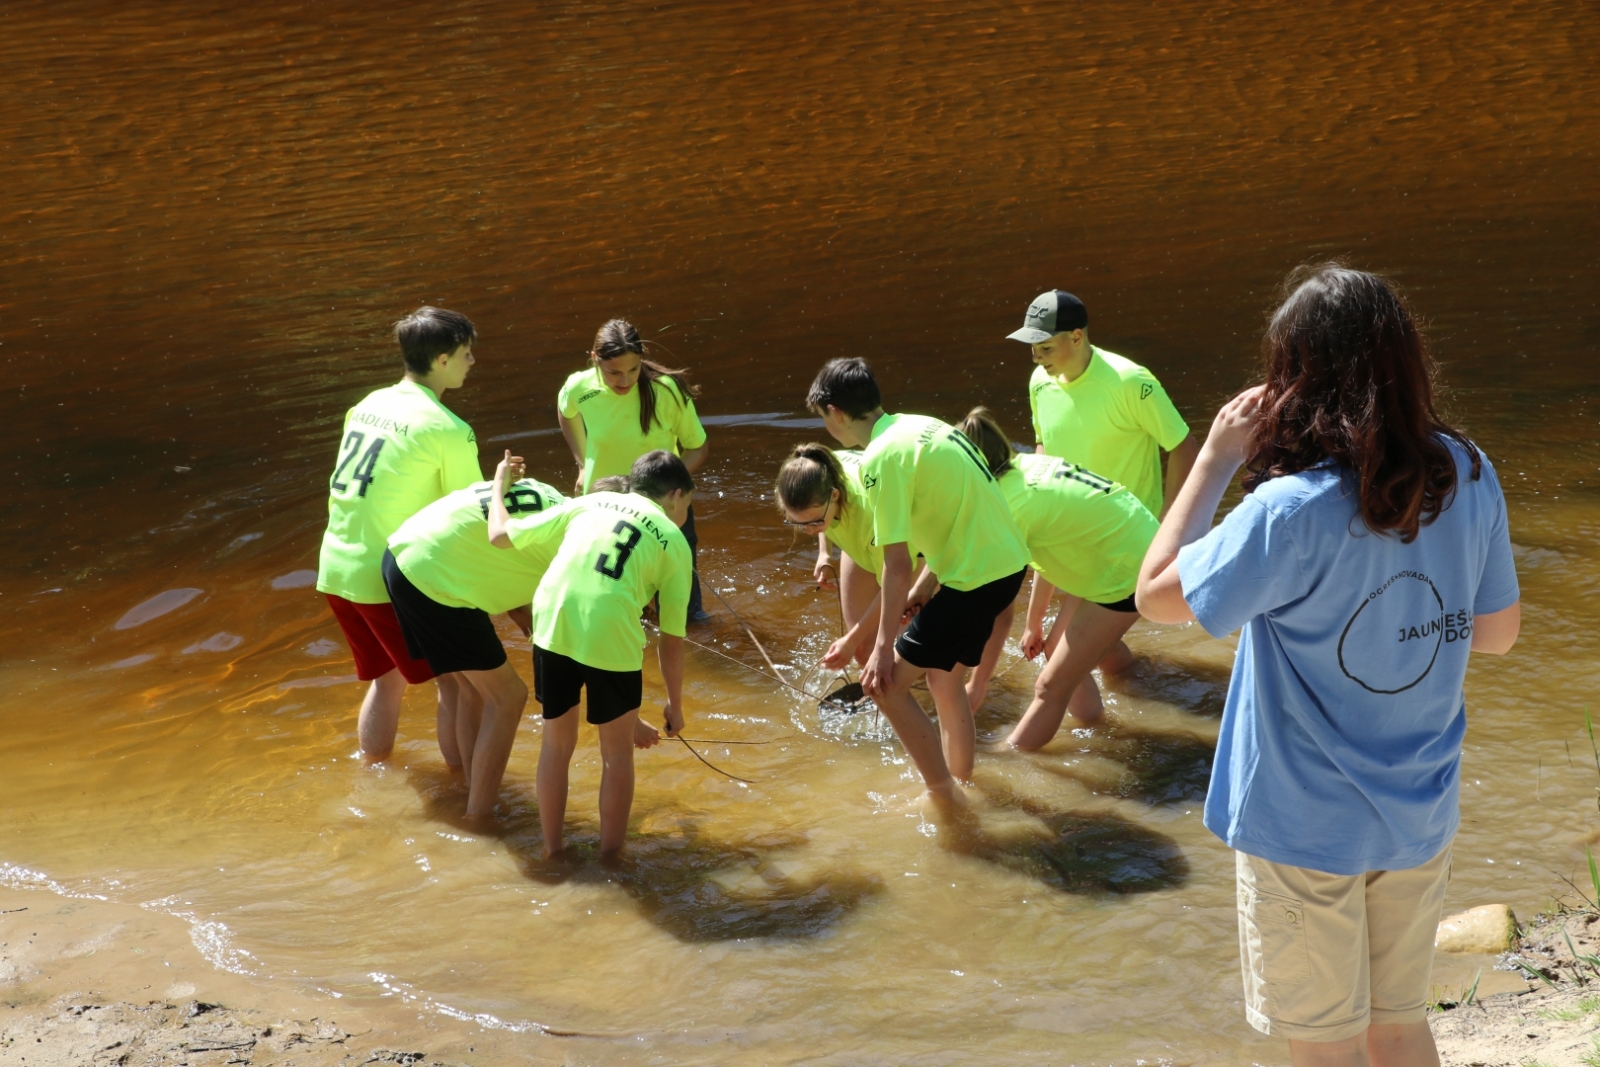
1008,290,1197,670
805,358,1030,804
315,306,482,763
384,470,565,818
487,450,694,859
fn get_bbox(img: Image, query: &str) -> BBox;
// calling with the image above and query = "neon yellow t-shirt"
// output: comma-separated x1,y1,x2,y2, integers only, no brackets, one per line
997,453,1159,604
557,367,708,492
508,493,693,672
316,380,480,604
824,450,922,579
1028,346,1190,516
859,414,1030,591
388,478,566,614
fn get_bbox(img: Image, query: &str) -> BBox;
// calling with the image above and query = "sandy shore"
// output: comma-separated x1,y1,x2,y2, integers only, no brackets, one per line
0,887,553,1066
5,880,1599,1065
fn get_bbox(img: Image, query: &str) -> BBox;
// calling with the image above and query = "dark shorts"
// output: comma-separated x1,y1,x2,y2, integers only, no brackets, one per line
1089,592,1139,613
326,593,435,684
533,646,643,725
381,550,508,676
896,568,1027,673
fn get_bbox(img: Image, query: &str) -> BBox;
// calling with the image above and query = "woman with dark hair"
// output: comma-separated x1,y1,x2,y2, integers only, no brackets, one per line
558,318,712,620
1137,265,1520,1066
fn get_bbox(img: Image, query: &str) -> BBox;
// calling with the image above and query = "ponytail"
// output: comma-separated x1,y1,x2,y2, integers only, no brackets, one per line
775,443,850,514
955,406,1016,477
590,318,700,436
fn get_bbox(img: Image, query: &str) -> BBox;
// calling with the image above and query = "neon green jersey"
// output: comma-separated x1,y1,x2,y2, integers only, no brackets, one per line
557,367,708,492
1028,347,1190,515
825,450,922,579
859,414,1030,591
388,478,566,614
316,380,480,604
997,453,1158,604
508,493,693,672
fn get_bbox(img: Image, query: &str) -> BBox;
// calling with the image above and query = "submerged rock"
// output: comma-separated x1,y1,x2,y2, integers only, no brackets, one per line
1435,903,1518,953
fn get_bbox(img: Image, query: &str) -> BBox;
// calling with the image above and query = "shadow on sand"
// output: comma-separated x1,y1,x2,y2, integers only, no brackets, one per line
406,767,881,942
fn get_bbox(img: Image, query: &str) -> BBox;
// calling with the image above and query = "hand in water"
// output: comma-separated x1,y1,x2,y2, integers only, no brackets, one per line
661,699,684,738
633,716,660,749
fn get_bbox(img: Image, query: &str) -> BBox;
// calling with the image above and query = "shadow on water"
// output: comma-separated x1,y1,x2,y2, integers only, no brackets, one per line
407,767,882,943
952,786,1191,895
1022,719,1216,807
1106,654,1234,720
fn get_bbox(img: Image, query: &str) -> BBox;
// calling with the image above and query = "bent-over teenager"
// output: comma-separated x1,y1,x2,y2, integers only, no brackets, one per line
1137,265,1520,1067
315,306,482,763
489,449,695,859
955,408,1158,745
805,358,1030,802
384,471,565,817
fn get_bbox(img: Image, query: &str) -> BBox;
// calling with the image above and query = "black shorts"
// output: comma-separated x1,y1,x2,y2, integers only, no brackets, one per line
1089,592,1139,613
896,568,1027,672
381,549,508,675
533,646,643,725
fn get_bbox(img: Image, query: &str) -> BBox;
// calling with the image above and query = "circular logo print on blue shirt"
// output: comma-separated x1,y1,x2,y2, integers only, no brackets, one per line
1337,571,1446,694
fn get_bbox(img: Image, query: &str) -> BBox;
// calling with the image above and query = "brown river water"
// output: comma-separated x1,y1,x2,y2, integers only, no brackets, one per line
2,2,1598,1062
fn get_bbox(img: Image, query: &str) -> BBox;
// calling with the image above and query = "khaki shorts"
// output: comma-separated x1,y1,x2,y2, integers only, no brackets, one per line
1235,842,1452,1042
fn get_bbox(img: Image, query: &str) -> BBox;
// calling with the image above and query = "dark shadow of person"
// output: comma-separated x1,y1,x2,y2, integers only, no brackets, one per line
950,784,1191,895
1010,720,1216,807
405,766,881,942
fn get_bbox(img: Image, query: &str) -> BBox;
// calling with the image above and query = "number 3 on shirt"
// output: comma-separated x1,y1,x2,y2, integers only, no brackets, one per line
594,520,643,580
332,430,387,497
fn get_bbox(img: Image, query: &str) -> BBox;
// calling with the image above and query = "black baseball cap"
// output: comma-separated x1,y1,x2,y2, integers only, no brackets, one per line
1007,290,1089,344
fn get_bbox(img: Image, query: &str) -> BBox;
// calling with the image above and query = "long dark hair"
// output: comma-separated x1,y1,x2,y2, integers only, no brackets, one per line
955,407,1016,477
590,318,700,435
1243,263,1480,543
775,443,850,514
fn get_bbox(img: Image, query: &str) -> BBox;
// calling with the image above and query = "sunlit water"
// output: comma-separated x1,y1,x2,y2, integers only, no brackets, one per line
1,1,1597,1062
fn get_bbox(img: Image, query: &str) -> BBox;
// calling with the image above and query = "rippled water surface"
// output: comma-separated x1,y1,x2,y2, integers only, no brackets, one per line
2,2,1598,1062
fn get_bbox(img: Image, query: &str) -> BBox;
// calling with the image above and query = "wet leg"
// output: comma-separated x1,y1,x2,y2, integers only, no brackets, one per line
536,707,580,858
357,669,408,761
1007,603,1138,750
433,673,464,770
596,711,640,855
452,680,484,779
963,602,1014,711
875,655,960,807
460,661,528,818
925,668,977,780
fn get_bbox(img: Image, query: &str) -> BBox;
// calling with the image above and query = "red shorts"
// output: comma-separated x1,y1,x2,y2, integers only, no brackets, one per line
325,595,435,684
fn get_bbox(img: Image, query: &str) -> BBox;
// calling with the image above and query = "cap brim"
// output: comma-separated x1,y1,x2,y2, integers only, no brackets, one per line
1006,327,1053,344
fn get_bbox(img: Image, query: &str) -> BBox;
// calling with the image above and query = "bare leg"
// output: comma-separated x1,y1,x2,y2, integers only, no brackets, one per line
1365,1022,1438,1067
924,669,978,780
1286,1035,1367,1067
453,680,484,780
434,673,464,770
459,661,528,818
875,654,960,807
596,711,640,855
963,602,1014,711
357,669,408,761
536,707,580,858
839,554,880,667
1007,603,1138,750
1042,592,1134,674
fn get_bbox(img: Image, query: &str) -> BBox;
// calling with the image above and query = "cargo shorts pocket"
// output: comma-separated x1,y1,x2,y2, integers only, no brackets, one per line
1251,889,1310,984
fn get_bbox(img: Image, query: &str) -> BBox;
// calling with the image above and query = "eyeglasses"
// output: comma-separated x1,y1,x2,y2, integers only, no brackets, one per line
781,515,829,529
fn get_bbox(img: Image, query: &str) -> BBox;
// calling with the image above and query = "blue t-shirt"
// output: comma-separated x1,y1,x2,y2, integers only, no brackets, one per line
1178,440,1519,875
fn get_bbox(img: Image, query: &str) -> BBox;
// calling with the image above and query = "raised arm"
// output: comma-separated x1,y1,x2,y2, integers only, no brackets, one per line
486,450,525,549
1137,388,1263,623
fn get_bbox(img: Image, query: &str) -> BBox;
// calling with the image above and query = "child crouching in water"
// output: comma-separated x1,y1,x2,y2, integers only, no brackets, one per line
488,449,696,858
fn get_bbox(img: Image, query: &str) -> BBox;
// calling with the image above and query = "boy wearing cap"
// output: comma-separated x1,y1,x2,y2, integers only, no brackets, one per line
1008,290,1197,520
316,306,483,764
806,358,1031,804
